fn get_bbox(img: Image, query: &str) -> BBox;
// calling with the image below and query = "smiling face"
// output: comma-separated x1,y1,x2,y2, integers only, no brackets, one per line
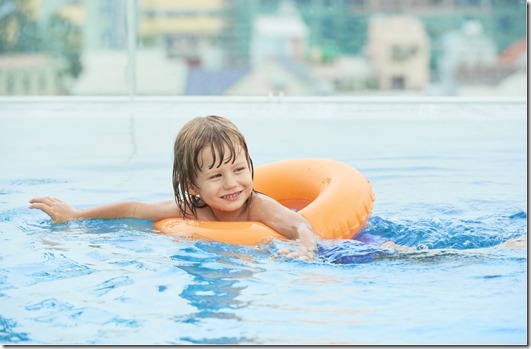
192,143,254,219
173,115,254,219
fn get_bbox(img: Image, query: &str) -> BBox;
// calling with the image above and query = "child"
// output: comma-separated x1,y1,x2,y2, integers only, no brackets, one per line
29,115,319,260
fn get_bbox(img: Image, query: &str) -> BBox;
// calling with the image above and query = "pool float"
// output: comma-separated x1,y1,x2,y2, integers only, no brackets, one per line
153,158,375,245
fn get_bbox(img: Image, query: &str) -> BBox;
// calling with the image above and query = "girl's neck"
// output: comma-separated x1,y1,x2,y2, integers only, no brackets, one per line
210,205,249,222
209,192,254,222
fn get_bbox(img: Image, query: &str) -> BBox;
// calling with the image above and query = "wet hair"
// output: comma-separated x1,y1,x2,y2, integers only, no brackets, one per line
172,115,254,218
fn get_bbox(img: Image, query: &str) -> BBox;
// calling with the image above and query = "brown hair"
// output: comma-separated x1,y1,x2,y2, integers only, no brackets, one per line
172,115,254,218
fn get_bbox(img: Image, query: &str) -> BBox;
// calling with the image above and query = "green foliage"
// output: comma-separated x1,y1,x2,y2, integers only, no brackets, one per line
0,0,83,79
46,14,83,79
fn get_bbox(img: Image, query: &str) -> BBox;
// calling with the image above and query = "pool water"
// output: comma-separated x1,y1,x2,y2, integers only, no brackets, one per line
0,99,527,345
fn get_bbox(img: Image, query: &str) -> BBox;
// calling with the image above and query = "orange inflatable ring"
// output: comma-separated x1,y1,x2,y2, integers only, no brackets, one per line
153,158,375,245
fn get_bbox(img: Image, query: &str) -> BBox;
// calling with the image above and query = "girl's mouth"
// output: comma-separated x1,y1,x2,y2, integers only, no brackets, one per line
222,191,242,201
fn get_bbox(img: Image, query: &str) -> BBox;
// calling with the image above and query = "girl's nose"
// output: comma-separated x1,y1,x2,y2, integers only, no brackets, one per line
223,174,237,189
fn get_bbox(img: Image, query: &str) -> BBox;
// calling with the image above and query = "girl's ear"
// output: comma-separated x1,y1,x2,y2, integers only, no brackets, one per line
187,181,200,195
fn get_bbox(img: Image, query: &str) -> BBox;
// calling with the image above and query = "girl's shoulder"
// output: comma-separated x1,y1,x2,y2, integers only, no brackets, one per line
248,191,284,220
249,191,273,206
194,205,216,221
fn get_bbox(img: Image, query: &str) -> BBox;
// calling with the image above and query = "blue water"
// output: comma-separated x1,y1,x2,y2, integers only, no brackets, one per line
0,99,527,345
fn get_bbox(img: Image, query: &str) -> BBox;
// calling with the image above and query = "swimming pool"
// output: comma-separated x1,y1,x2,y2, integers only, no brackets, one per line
0,97,527,345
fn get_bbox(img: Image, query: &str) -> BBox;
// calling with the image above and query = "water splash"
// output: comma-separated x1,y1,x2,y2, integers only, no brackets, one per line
317,239,396,264
360,212,527,250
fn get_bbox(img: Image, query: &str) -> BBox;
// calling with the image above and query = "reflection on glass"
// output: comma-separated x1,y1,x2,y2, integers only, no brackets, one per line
0,0,526,97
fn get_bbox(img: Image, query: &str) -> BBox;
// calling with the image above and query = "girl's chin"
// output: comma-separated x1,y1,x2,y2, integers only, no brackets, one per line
214,196,250,212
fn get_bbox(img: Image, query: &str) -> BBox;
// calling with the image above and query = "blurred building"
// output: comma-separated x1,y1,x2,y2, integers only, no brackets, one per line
310,56,375,94
72,49,186,95
37,0,192,94
345,0,526,73
494,37,526,96
38,0,127,50
138,0,227,69
435,19,525,96
226,56,330,96
0,0,71,95
250,0,307,68
185,1,328,96
0,0,526,96
454,34,527,97
368,15,430,90
0,54,66,95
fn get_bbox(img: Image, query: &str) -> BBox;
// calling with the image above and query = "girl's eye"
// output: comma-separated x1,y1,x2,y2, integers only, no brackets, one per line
235,167,245,173
209,173,222,180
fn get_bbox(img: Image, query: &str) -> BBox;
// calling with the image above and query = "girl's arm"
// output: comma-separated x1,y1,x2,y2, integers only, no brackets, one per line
29,196,179,223
250,193,320,260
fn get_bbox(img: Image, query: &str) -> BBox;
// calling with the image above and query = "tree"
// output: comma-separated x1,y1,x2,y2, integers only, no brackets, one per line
0,0,41,53
46,13,83,79
0,0,83,80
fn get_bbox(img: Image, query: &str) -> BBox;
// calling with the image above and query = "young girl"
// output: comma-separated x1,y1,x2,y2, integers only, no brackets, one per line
29,115,319,259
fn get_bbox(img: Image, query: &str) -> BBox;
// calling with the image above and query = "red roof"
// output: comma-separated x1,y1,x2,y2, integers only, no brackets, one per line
498,37,526,66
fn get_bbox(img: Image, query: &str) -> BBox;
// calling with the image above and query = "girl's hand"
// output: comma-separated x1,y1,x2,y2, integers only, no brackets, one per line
284,245,317,261
28,197,79,223
278,228,320,261
277,244,317,261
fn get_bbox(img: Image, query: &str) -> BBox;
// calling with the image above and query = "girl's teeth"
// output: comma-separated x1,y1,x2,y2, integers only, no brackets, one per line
224,192,239,200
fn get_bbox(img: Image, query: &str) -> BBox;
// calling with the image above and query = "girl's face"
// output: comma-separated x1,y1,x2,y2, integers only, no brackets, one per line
193,144,253,216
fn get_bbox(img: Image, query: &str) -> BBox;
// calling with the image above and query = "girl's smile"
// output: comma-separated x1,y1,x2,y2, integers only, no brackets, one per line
222,190,242,201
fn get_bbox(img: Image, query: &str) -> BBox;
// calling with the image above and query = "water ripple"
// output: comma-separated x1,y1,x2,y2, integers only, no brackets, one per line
0,316,29,343
26,298,72,312
9,178,68,186
93,276,134,296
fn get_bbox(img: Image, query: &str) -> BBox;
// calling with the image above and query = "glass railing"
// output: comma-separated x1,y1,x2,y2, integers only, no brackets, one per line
0,0,527,97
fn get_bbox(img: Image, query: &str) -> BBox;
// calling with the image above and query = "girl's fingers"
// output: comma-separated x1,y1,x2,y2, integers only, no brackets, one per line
277,245,317,261
29,197,55,205
28,202,45,210
28,202,54,216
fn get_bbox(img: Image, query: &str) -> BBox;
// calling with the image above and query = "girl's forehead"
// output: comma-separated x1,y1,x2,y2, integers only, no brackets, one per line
199,143,245,168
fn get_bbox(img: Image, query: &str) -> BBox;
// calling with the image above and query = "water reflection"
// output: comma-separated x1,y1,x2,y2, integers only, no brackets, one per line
177,264,249,324
170,243,264,344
